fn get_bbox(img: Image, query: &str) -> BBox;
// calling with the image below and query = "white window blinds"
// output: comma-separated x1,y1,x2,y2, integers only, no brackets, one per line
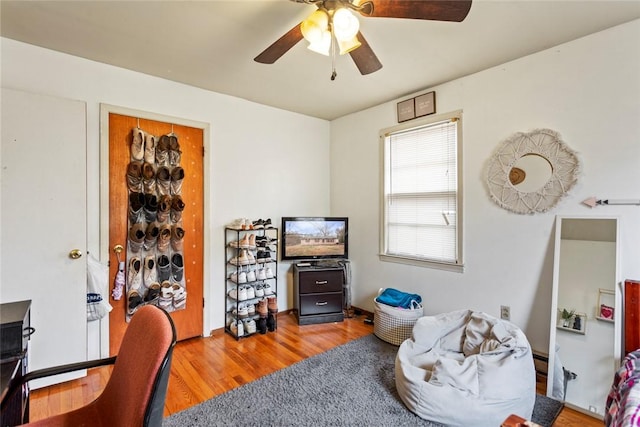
383,117,460,265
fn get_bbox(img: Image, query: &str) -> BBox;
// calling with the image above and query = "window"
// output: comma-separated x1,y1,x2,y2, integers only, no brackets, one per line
380,111,463,271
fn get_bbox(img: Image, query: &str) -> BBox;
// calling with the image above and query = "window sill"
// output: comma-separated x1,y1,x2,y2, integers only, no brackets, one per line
379,254,464,273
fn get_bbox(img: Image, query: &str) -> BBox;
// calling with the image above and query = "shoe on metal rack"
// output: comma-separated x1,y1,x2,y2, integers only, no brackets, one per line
263,283,273,295
229,249,250,266
257,298,268,318
263,218,274,228
229,271,247,284
247,303,256,316
229,234,251,249
267,312,276,332
256,268,267,281
246,250,256,265
244,318,257,334
254,283,265,297
251,219,265,229
230,320,244,337
246,268,256,283
265,267,274,279
267,296,278,313
227,218,245,230
258,317,267,334
246,284,255,299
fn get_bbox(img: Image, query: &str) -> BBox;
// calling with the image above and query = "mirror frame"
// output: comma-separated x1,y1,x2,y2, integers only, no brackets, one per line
486,129,580,214
547,215,621,417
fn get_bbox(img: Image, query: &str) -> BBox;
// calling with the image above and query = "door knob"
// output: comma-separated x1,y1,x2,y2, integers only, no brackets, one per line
69,249,83,259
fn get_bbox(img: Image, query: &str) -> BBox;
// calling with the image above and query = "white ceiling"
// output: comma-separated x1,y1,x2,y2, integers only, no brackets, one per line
2,0,639,120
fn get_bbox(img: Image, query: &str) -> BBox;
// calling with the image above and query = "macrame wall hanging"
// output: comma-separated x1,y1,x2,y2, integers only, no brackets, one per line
486,128,580,214
125,126,187,321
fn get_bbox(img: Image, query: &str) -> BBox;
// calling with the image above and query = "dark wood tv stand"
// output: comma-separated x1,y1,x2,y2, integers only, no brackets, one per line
293,264,344,325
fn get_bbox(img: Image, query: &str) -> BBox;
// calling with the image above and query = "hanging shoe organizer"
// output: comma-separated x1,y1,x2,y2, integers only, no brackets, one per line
125,126,187,321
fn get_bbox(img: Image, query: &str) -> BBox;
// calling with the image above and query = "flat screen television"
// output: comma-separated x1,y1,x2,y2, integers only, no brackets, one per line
281,217,348,261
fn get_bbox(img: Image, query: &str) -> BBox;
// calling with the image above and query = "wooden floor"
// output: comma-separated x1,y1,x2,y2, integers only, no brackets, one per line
29,311,601,426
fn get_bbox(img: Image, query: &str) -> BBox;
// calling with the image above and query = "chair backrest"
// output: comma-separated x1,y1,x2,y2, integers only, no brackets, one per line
96,305,176,427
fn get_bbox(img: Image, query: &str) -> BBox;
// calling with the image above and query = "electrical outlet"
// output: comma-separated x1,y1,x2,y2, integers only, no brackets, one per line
500,305,510,321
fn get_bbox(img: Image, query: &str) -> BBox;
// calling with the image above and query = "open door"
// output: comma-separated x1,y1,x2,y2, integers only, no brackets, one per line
105,109,205,355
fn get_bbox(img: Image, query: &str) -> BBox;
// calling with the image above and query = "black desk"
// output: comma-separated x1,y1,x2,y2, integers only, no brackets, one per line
0,300,32,426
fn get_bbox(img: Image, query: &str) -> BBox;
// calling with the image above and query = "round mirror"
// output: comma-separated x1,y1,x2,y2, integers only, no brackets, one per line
486,129,580,214
509,153,553,192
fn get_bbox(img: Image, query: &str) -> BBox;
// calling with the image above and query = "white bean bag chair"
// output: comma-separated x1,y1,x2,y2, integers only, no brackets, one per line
395,309,536,427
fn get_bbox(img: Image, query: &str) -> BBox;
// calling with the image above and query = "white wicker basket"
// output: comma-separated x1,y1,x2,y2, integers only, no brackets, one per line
373,298,423,345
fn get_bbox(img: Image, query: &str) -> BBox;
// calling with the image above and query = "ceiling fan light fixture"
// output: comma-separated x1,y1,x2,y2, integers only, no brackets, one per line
332,7,360,42
337,35,361,55
301,9,329,44
307,29,332,55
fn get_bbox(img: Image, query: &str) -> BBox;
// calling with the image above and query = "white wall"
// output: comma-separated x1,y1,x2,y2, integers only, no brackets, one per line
330,19,640,353
1,37,331,354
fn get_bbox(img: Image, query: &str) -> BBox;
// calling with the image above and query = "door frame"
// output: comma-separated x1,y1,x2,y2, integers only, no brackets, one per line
99,103,211,357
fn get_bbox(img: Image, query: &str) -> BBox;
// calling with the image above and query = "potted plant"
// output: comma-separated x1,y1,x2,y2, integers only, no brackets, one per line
560,308,575,328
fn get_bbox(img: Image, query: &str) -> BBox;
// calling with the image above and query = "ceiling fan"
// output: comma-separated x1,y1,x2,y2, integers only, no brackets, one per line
254,0,472,79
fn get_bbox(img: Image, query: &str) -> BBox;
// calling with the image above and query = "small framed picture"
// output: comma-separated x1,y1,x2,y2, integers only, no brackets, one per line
415,91,436,117
397,99,415,123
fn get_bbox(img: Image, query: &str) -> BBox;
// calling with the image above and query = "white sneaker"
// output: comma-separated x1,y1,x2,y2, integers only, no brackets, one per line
255,284,264,297
246,285,255,299
227,218,245,230
228,287,248,301
265,267,274,279
237,271,247,284
246,268,256,282
243,318,257,334
257,268,267,281
230,320,244,337
247,303,256,316
246,250,256,265
234,303,248,319
229,249,250,266
263,283,273,295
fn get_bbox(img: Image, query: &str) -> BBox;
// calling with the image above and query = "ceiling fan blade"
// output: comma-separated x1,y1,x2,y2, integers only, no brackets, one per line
349,32,383,75
361,0,472,22
254,24,304,64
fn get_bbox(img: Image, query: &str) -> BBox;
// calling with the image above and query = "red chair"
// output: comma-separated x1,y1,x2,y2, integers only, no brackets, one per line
10,305,176,426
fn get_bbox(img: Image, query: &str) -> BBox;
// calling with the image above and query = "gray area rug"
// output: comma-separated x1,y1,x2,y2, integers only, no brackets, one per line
164,334,563,427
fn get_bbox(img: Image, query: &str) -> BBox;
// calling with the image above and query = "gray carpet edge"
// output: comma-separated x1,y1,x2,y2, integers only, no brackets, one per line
163,334,563,427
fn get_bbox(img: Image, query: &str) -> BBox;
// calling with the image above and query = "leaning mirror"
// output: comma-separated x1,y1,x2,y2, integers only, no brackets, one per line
486,129,580,214
547,216,620,419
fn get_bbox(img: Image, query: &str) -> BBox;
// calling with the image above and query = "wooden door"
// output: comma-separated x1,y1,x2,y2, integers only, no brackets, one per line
625,279,640,355
108,113,204,355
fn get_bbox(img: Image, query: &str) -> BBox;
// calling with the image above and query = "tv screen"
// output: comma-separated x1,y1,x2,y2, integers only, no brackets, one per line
281,217,349,261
